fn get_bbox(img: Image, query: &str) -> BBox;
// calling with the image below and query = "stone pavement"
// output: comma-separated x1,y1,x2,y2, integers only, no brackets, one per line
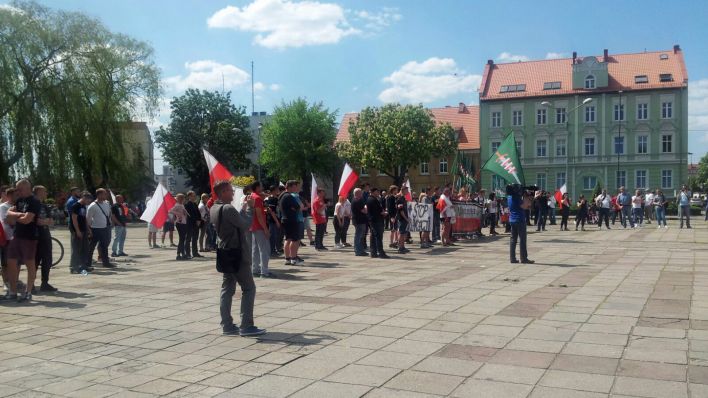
0,219,707,397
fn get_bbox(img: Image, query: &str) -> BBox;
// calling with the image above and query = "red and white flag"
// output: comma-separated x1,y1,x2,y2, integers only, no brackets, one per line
338,163,358,197
554,184,567,208
203,149,233,198
404,178,412,201
311,173,318,205
140,183,176,228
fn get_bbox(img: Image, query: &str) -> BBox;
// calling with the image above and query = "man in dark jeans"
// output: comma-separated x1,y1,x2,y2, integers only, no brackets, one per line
431,186,441,243
508,185,534,264
210,180,265,337
367,187,389,259
86,189,116,268
70,192,93,274
351,188,368,256
33,185,57,292
185,191,203,258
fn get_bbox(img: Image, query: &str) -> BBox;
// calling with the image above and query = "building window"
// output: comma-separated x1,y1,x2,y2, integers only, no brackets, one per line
661,101,673,119
439,158,448,174
661,134,672,153
419,162,429,175
661,169,672,189
360,167,369,176
556,138,567,157
556,172,566,189
584,137,595,155
613,104,625,121
543,81,561,90
637,135,648,154
536,109,547,125
585,106,596,123
491,111,501,128
536,173,546,190
635,75,649,84
515,141,523,156
492,175,505,191
491,141,501,153
583,176,597,190
555,107,566,124
512,110,523,126
585,75,596,89
636,170,647,189
659,73,673,82
614,136,624,155
637,103,648,120
536,140,547,157
616,170,626,188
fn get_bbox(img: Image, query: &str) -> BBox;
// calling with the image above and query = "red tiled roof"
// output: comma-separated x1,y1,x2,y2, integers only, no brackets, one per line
480,47,688,101
336,104,479,150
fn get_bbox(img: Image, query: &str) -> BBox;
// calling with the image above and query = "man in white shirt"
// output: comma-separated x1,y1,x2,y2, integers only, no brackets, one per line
644,190,655,225
632,190,644,227
439,187,456,246
86,189,116,268
0,187,17,294
595,189,611,229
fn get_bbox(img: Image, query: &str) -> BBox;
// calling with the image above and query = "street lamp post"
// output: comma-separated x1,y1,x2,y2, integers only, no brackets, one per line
257,122,263,181
541,97,592,199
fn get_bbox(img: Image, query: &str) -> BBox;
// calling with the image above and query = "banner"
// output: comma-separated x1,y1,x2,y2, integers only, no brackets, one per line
451,201,484,235
407,203,433,232
482,131,525,185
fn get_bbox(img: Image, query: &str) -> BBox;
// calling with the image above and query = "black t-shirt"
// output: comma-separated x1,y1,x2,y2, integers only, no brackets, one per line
395,196,408,221
185,201,200,224
112,203,127,226
37,202,51,236
431,194,440,214
71,202,87,233
386,195,396,217
265,196,279,223
351,198,367,225
279,192,298,221
367,196,384,223
14,195,41,240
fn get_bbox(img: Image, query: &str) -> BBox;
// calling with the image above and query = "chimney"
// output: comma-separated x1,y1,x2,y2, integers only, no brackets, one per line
458,102,467,113
572,51,577,64
603,49,608,62
487,59,494,65
673,44,681,53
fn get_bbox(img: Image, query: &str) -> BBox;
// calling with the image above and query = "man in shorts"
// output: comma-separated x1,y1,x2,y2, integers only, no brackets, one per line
279,181,303,265
5,179,41,301
162,214,176,247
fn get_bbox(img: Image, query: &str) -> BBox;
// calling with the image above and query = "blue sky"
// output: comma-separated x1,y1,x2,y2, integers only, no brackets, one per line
26,0,708,170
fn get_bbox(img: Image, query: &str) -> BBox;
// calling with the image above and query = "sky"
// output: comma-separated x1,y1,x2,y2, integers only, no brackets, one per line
20,0,708,172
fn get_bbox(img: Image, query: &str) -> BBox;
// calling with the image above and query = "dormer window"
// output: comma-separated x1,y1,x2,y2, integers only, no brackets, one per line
584,75,596,89
500,84,526,93
659,73,673,82
543,81,561,90
635,75,648,84
659,54,669,60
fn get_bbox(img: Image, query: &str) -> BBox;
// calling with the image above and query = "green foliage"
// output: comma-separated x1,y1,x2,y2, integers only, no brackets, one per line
591,181,602,201
695,153,708,190
155,89,253,194
337,103,457,185
260,98,338,191
0,0,161,194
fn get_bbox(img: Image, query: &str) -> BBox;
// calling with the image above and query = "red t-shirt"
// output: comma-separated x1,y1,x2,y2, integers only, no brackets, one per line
249,192,266,232
312,197,327,225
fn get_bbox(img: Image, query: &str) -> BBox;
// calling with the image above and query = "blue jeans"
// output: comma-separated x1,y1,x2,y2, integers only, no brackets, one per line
655,206,667,226
632,208,644,226
354,223,366,255
111,225,126,254
621,206,634,228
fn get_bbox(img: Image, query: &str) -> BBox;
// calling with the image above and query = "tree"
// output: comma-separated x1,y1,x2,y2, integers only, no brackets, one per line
695,153,708,191
591,181,602,201
338,103,457,186
155,89,253,194
260,98,338,194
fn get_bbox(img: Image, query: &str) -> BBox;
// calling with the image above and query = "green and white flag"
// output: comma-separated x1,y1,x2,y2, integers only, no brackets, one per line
482,132,525,185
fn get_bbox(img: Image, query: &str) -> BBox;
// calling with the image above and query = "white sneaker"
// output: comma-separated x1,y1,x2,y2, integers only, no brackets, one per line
334,244,343,249
658,226,662,229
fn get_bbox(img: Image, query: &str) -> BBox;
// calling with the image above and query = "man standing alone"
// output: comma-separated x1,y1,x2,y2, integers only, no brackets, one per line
678,185,692,229
508,185,534,264
211,180,266,337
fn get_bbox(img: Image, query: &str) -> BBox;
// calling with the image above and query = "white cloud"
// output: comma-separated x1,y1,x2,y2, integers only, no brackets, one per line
0,4,23,13
269,83,281,91
378,57,482,104
545,52,569,60
688,78,708,158
253,82,265,92
496,52,530,63
207,0,400,49
164,60,250,93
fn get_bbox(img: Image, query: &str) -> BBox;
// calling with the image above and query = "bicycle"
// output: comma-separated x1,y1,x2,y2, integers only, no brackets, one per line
51,236,64,267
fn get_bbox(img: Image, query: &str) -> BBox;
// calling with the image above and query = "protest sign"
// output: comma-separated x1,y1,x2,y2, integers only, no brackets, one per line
451,201,483,235
407,202,433,232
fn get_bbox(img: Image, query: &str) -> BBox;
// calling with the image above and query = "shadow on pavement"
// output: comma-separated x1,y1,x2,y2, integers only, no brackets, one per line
255,331,338,346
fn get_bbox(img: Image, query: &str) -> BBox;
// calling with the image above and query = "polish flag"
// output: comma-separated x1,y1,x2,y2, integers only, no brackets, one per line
311,173,318,205
404,178,412,201
203,149,233,198
555,184,567,208
140,183,176,228
338,163,358,197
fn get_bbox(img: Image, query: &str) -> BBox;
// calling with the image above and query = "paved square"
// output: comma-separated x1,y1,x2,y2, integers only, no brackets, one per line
0,220,706,397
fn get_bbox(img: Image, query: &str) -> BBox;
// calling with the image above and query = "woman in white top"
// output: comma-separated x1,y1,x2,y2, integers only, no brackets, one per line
631,190,644,227
169,194,189,260
334,196,349,249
